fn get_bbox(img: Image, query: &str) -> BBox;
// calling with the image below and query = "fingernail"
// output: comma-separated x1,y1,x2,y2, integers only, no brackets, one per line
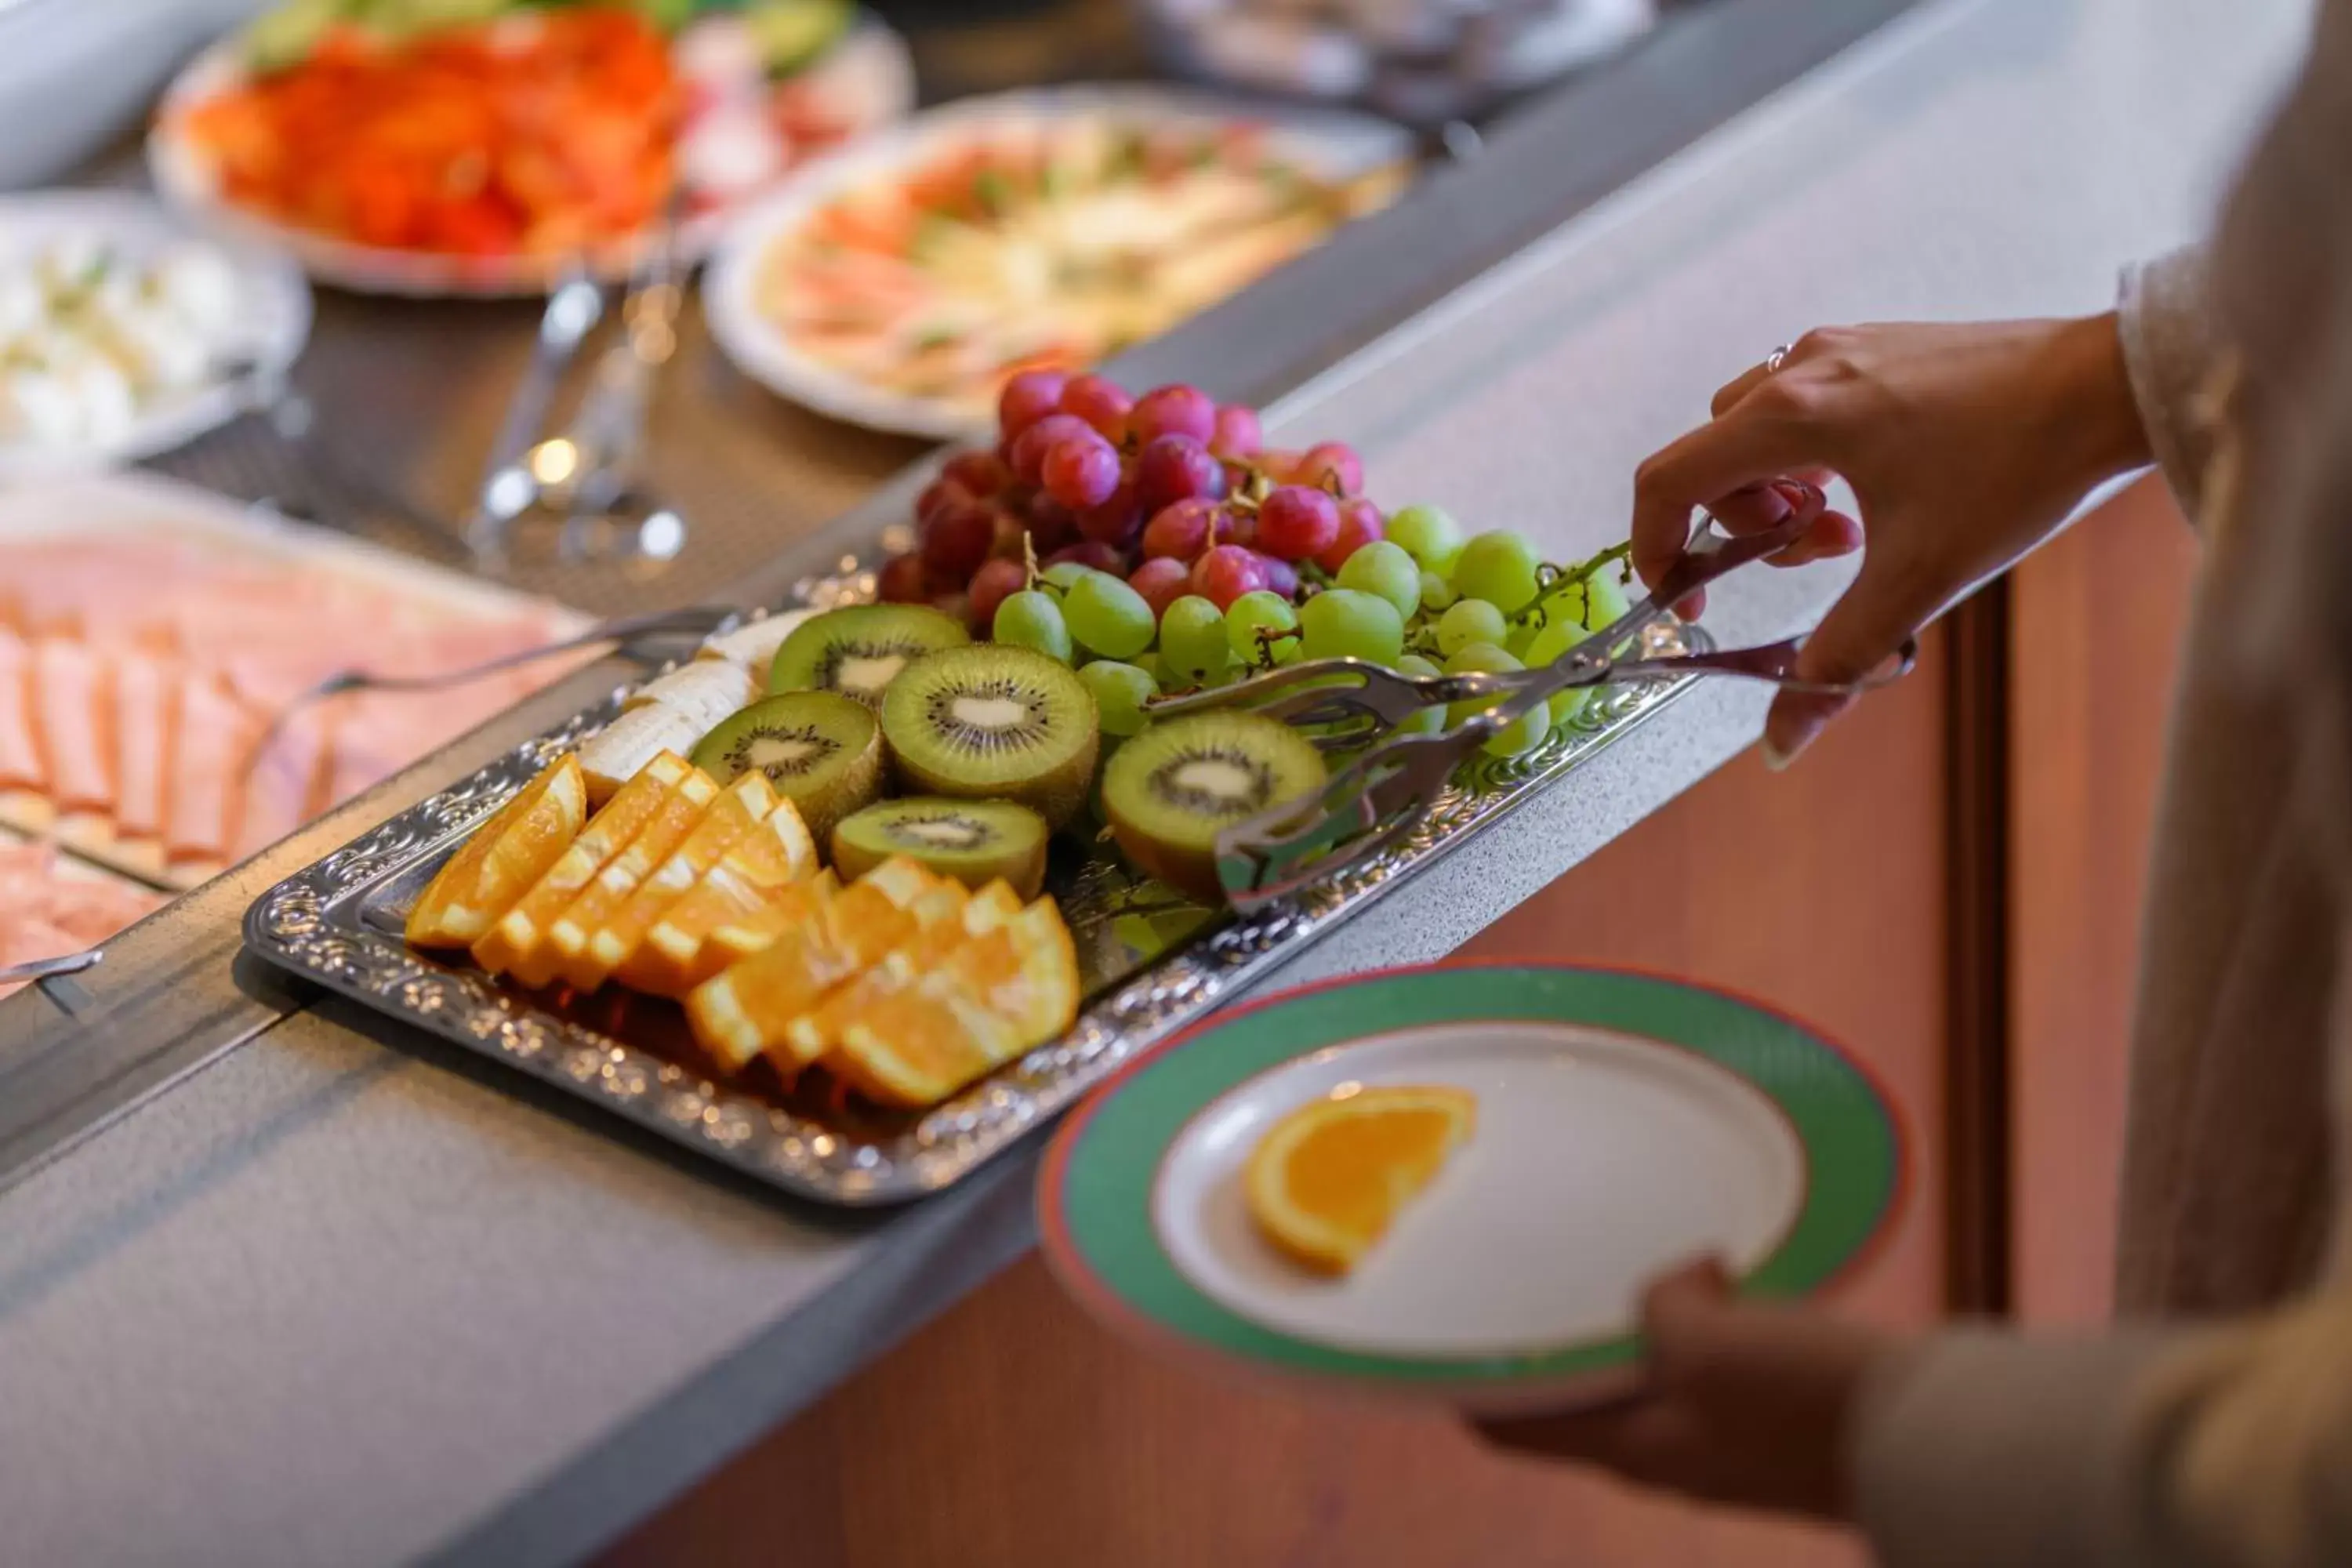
1762,738,1794,772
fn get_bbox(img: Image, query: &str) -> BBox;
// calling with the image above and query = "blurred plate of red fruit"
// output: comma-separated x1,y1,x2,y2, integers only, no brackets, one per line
880,368,1381,639
705,85,1411,438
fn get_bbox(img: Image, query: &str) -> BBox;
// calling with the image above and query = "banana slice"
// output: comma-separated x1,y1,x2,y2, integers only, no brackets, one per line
696,608,815,673
577,703,706,806
623,659,757,734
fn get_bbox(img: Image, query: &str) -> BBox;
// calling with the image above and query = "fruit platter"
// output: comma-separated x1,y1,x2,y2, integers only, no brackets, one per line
705,86,1411,438
243,372,1705,1204
149,0,913,297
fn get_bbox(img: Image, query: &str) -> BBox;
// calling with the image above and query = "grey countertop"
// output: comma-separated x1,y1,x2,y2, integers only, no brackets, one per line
0,2,2310,1563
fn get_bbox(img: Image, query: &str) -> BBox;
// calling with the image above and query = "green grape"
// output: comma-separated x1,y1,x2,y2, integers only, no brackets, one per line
1158,594,1234,686
993,589,1073,663
1335,539,1420,620
1506,619,1541,659
1079,659,1159,738
1040,561,1094,594
1442,641,1550,757
1418,569,1457,612
1523,612,1595,730
1131,648,1165,688
1063,570,1156,659
1435,599,1507,658
1453,530,1542,614
1297,587,1404,666
1225,590,1301,667
1394,652,1446,735
1386,503,1462,570
1580,563,1635,632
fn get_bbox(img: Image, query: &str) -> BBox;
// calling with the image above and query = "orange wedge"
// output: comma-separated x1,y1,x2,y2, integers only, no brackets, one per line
622,798,819,994
826,895,1080,1109
471,750,691,982
543,767,721,990
791,881,1024,1065
577,772,775,990
684,858,934,1073
772,878,982,1071
405,756,586,949
830,983,1023,1109
1243,1086,1477,1274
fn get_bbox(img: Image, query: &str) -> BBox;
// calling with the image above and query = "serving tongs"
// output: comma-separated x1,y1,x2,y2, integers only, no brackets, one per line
1149,492,1917,912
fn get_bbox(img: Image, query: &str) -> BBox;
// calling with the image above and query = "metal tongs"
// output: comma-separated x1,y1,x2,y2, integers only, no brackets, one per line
1150,489,1918,911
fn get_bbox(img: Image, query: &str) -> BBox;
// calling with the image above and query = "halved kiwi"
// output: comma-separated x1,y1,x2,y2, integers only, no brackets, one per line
690,691,884,844
879,644,1099,829
830,797,1050,899
1101,712,1329,902
768,604,969,709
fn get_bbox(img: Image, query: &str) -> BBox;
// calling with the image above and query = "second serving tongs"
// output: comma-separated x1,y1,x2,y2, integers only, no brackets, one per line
1146,488,1917,910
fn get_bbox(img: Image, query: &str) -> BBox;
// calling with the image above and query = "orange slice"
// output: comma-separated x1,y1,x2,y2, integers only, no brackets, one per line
773,878,985,1071
1243,1086,1477,1274
543,767,722,991
405,756,586,949
793,880,1024,1066
579,773,776,989
685,858,934,1073
471,750,691,982
825,894,1080,1109
622,799,819,995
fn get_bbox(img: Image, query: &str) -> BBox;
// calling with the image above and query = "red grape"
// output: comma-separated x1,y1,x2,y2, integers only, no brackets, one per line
921,499,995,579
1317,498,1385,573
1213,505,1258,550
1190,544,1268,611
916,478,974,527
968,557,1028,630
1022,494,1080,551
1128,557,1192,619
1076,482,1143,547
1254,552,1300,599
1255,448,1302,485
1060,374,1134,441
1009,413,1094,486
1047,540,1126,574
943,449,1011,499
1210,404,1264,459
1130,383,1217,445
1135,434,1228,517
987,506,1029,561
1043,433,1122,510
877,553,927,604
1142,497,1218,561
1298,441,1364,495
998,371,1069,441
1256,485,1341,562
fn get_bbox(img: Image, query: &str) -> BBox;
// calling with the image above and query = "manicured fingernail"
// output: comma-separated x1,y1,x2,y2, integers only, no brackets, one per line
1762,738,1794,772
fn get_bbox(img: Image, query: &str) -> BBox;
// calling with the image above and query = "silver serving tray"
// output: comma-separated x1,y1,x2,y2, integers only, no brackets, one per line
242,624,1703,1207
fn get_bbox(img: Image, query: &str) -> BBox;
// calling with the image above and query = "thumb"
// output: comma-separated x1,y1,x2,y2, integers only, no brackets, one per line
1762,552,1936,767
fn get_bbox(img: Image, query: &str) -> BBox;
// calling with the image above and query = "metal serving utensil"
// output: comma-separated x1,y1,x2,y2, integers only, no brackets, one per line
464,267,607,568
236,604,735,786
1150,490,1917,911
0,947,104,989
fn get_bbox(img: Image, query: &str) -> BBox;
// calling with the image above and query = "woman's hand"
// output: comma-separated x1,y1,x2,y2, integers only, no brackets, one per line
1635,315,2153,764
1475,1258,1897,1523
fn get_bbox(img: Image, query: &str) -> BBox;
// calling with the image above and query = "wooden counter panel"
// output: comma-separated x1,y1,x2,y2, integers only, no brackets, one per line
605,628,1949,1568
2009,477,2199,1323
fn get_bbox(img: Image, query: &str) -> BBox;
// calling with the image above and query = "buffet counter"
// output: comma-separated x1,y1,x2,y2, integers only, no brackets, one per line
0,1,2306,1563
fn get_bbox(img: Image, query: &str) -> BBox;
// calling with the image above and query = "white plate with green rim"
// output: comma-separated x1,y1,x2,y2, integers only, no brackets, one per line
1038,963,1904,1414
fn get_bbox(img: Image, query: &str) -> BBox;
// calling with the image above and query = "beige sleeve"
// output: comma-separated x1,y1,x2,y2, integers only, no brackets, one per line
1853,1300,2352,1568
2117,245,2224,513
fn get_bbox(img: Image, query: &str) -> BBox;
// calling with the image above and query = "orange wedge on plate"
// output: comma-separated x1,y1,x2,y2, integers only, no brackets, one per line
544,767,721,991
578,772,776,992
622,798,818,994
405,756,586,949
471,750,691,983
1243,1086,1477,1275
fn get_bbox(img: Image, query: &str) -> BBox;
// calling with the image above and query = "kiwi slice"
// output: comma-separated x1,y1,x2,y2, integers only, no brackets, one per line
880,645,1100,829
1102,713,1330,902
690,691,884,844
768,604,969,709
830,797,1050,899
